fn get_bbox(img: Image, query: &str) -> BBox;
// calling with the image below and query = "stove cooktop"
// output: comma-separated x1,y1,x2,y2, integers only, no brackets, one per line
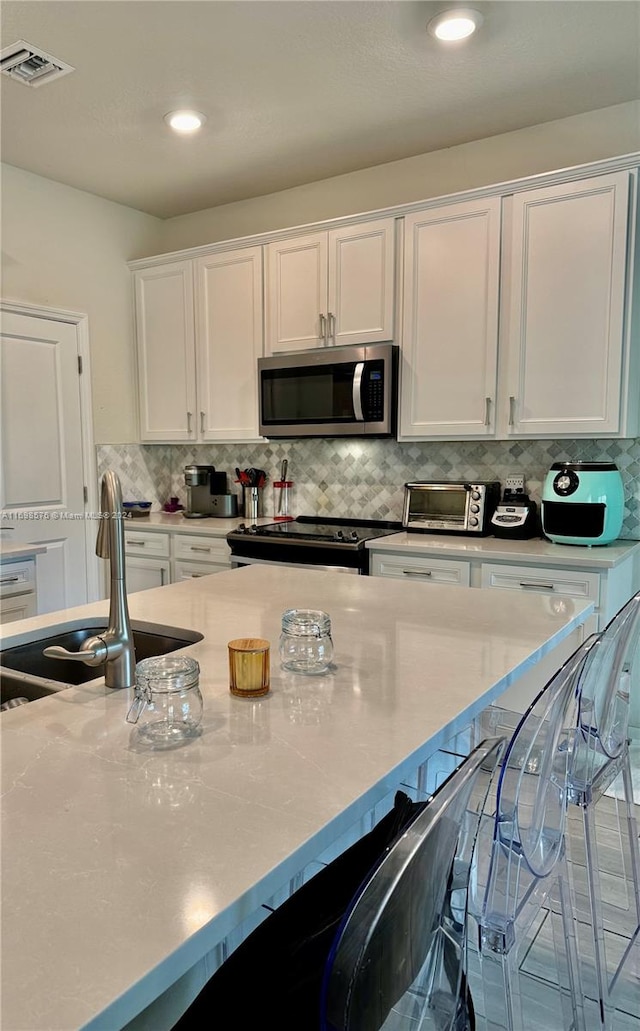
228,515,401,549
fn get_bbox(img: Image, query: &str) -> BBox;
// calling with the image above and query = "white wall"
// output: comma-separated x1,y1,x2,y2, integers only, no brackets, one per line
159,101,640,251
1,164,163,443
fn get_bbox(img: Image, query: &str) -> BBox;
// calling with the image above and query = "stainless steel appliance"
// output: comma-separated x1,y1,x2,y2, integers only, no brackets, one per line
184,465,238,519
403,481,500,536
541,462,625,546
258,343,398,438
227,516,402,574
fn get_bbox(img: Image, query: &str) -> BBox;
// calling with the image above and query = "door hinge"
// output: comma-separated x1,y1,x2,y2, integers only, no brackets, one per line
78,355,83,374
83,485,88,503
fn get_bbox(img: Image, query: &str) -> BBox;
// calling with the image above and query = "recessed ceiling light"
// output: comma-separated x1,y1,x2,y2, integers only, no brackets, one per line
427,8,483,42
164,110,206,134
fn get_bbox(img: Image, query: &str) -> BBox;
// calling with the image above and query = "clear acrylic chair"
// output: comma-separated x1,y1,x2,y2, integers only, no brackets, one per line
320,736,505,1031
469,637,595,1031
565,591,640,1029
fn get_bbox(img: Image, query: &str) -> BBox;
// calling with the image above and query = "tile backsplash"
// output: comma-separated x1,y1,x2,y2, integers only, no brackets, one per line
97,437,640,540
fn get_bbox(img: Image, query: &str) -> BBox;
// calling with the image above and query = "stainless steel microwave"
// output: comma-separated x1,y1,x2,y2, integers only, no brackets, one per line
258,343,398,438
403,481,501,536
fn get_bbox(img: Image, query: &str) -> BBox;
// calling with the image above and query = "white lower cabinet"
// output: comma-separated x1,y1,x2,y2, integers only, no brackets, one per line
124,527,231,590
370,551,470,586
371,544,638,632
126,556,170,593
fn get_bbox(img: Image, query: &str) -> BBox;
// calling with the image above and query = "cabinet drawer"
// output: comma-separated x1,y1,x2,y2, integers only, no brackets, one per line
173,534,230,565
370,552,470,587
480,562,601,606
124,529,170,558
0,559,36,596
172,559,227,581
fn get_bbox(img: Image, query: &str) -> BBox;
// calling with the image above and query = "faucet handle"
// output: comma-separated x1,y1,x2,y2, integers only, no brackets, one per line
43,636,108,667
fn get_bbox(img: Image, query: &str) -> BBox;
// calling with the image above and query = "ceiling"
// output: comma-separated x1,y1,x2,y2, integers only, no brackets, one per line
1,1,639,219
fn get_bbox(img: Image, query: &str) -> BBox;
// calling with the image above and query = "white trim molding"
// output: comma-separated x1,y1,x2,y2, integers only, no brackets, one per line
128,152,640,270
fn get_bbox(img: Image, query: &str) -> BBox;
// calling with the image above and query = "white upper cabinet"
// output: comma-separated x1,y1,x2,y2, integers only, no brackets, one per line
134,248,264,443
399,197,501,439
134,261,196,441
195,247,264,442
500,171,636,438
265,217,395,353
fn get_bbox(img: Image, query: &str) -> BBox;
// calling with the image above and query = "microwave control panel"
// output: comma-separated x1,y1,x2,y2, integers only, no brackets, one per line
362,361,385,421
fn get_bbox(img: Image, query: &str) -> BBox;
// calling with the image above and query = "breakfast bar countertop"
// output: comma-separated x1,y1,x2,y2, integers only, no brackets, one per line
0,565,593,1031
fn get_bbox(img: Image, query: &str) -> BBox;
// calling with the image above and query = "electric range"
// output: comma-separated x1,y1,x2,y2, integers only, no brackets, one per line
227,516,402,574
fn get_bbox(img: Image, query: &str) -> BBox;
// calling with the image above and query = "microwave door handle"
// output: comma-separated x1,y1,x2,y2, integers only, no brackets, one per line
352,362,365,421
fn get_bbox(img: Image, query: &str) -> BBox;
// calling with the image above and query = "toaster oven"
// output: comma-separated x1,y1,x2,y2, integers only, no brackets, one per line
402,481,501,536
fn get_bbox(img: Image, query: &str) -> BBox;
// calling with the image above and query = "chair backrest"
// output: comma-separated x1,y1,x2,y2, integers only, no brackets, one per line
573,592,640,782
320,737,504,1031
478,636,593,944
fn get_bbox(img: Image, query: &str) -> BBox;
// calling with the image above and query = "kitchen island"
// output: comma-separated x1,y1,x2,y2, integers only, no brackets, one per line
1,565,593,1031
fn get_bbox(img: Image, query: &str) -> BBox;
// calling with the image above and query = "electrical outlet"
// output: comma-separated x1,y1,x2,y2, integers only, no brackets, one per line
505,474,525,494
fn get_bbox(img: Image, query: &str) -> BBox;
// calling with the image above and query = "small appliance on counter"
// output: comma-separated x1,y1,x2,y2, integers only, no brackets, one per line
402,481,500,536
541,462,625,546
491,475,539,540
184,465,238,519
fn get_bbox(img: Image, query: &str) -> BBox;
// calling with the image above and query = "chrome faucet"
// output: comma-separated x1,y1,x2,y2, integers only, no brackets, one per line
43,471,136,689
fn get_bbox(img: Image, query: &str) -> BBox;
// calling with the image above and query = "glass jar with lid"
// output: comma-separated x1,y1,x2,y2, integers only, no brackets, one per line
127,655,203,745
279,609,333,675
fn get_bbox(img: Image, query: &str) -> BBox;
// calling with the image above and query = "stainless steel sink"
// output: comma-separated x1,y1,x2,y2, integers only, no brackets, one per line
0,618,204,698
1,676,63,707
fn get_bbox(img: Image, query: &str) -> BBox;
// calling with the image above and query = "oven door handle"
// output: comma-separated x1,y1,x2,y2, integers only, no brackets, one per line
352,362,365,421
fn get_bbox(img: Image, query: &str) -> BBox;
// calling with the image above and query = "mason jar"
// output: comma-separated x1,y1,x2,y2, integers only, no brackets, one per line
127,655,203,745
279,609,333,675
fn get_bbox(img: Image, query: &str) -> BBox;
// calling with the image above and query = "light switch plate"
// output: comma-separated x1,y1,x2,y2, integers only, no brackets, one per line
505,474,525,493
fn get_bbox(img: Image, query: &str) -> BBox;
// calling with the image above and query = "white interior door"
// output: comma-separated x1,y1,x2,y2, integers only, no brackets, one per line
1,311,90,614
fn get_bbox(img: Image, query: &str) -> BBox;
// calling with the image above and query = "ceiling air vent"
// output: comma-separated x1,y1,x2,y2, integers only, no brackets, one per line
1,39,74,87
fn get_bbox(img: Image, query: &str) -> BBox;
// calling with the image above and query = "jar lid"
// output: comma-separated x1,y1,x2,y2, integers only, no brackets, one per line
281,609,331,637
135,655,200,691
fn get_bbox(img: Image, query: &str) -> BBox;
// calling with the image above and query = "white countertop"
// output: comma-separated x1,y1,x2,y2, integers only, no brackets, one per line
123,512,275,536
0,541,47,561
366,532,640,569
0,566,593,1031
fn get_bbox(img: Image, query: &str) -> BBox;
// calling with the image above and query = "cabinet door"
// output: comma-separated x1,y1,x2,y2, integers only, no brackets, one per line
265,232,328,353
125,556,170,593
328,218,395,346
134,262,197,442
195,247,264,441
399,198,501,439
503,171,631,437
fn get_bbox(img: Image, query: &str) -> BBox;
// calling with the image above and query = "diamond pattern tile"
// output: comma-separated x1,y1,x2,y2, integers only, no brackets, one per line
97,437,640,539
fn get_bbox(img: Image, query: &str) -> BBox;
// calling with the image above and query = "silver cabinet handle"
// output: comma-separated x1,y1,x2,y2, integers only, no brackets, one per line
0,575,20,584
484,397,492,426
200,411,205,434
519,582,555,591
508,396,516,427
403,569,432,577
187,411,193,433
319,313,326,343
160,568,165,586
328,311,336,341
127,539,146,546
352,362,365,421
190,545,211,552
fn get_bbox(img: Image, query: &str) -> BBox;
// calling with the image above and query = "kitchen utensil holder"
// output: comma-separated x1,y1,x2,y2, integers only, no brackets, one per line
243,485,262,522
273,480,294,522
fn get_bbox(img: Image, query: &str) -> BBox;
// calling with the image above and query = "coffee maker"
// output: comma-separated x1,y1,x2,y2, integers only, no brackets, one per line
184,465,238,518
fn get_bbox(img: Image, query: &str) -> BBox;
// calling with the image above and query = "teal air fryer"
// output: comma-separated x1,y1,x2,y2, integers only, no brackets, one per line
541,462,624,546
